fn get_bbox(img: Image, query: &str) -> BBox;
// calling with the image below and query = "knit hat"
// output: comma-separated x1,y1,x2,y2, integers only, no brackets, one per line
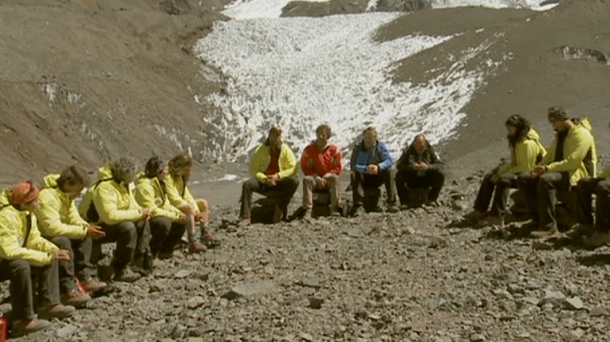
11,181,40,205
548,106,569,121
145,157,167,178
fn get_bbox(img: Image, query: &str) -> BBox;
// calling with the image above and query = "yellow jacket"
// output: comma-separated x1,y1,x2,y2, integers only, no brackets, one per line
166,174,198,213
135,173,182,221
35,174,89,240
79,164,142,225
250,142,298,184
499,128,547,175
0,190,59,266
540,117,597,186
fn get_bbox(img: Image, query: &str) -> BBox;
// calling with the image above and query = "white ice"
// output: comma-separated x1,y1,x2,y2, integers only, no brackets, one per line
195,13,505,162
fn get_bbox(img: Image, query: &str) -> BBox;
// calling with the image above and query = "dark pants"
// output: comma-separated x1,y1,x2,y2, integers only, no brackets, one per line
473,172,517,217
95,220,149,270
149,217,187,256
395,169,445,205
0,259,60,321
351,168,397,207
577,178,610,232
240,177,299,219
517,172,570,231
49,236,77,294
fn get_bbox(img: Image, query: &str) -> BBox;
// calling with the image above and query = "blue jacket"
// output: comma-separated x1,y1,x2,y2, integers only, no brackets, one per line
350,140,394,174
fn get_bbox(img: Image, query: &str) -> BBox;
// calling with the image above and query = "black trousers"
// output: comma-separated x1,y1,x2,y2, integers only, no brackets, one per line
94,220,150,270
517,172,570,231
0,259,60,321
240,177,299,219
473,172,517,217
149,217,187,256
395,169,445,205
49,236,78,294
577,178,610,232
351,168,397,207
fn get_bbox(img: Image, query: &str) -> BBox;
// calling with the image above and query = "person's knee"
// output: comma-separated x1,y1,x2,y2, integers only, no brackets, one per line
118,221,137,239
242,179,256,191
325,174,338,184
10,259,31,274
52,236,72,250
597,180,610,194
197,199,208,212
303,176,315,186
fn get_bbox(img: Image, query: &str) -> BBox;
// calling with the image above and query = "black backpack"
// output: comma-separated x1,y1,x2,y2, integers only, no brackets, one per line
86,178,113,223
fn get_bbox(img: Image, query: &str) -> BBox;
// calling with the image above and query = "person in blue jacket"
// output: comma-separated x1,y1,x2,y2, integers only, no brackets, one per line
350,126,399,216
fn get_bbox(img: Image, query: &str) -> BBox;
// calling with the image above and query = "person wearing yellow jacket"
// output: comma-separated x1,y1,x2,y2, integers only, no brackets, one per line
35,167,108,307
465,115,546,226
79,157,151,283
517,107,597,238
578,120,610,248
135,157,187,258
0,182,76,337
166,153,218,254
240,126,299,226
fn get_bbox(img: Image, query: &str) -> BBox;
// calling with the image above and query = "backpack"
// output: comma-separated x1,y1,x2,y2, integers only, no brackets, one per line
86,178,113,222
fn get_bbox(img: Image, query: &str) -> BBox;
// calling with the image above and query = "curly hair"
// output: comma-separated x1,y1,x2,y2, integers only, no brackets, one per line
110,157,139,183
316,124,332,137
168,153,193,178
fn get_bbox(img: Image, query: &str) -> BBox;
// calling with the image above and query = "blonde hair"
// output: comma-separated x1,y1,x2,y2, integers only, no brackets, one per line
363,126,378,138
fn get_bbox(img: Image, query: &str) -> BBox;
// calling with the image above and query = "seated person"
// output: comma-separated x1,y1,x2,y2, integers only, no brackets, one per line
0,182,76,337
517,107,596,238
294,124,343,219
165,153,218,253
79,157,151,282
240,126,299,225
395,134,445,209
350,126,399,215
135,157,188,258
464,115,546,226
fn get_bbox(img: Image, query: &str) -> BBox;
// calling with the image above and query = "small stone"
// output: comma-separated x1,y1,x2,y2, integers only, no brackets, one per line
174,270,192,279
298,278,322,289
368,314,381,321
570,328,585,339
187,338,205,342
540,290,566,307
308,297,324,309
565,283,579,296
55,324,78,339
470,334,486,342
187,296,206,309
565,297,584,310
299,332,313,341
403,226,416,235
590,307,609,317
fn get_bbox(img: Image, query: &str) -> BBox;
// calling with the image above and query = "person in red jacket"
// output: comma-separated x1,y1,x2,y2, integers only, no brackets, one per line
293,125,343,219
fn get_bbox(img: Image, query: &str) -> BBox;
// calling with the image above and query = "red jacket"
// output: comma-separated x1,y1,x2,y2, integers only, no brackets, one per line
301,143,343,176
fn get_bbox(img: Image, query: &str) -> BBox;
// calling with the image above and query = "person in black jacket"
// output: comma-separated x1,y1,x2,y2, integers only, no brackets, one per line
395,135,445,208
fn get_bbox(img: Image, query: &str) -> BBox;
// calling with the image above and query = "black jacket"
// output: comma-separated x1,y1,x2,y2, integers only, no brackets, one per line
396,145,443,172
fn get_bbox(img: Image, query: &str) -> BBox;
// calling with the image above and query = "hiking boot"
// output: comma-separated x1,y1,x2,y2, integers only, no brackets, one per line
114,267,142,283
79,277,107,293
300,209,313,220
330,209,342,218
157,251,174,260
387,203,400,214
351,205,366,217
463,210,484,222
530,228,559,239
61,289,91,308
520,220,540,232
566,223,595,239
37,304,76,320
272,205,284,224
477,215,504,227
11,319,52,337
201,233,220,249
239,218,251,227
583,231,610,249
188,241,206,254
424,200,439,208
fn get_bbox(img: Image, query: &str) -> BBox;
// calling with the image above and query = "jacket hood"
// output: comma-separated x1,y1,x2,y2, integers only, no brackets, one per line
43,174,61,188
98,163,113,181
526,128,541,142
0,189,11,207
136,172,151,185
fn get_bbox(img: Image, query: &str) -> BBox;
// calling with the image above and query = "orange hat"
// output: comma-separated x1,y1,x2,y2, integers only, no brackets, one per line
11,181,40,205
